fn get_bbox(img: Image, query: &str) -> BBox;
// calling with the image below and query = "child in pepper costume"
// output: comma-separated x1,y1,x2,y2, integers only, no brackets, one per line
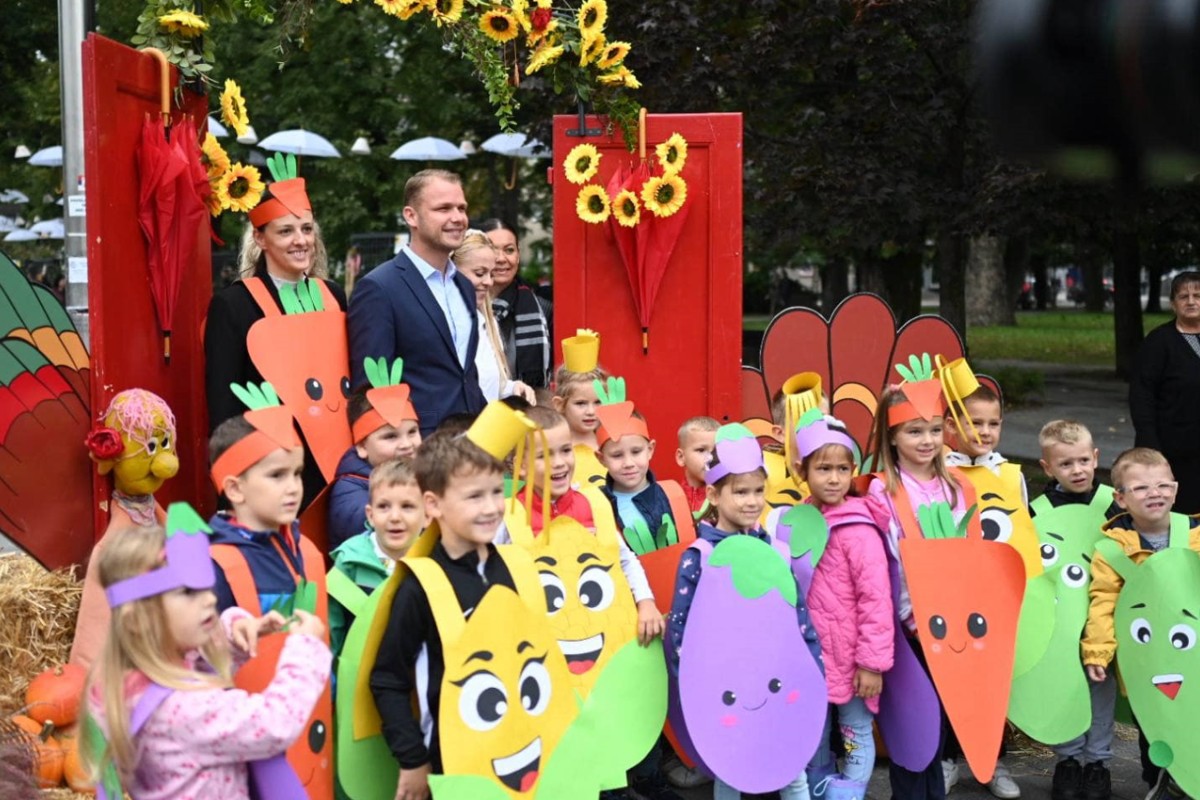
71,389,179,670
329,358,422,549
552,329,609,489
667,423,827,800
328,459,423,659
1082,447,1200,800
675,416,718,514
1033,420,1122,521
796,414,894,800
83,503,330,800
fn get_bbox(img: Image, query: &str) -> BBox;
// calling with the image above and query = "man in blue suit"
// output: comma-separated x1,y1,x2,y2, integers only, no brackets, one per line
348,169,487,435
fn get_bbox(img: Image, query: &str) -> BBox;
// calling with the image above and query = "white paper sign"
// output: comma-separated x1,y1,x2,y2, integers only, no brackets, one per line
67,195,86,218
68,257,88,283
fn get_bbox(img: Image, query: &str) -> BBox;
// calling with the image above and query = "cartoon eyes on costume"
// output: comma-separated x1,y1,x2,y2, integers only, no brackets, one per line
1169,624,1196,651
930,615,948,639
1062,564,1088,589
928,613,987,639
146,439,158,455
979,508,1014,543
578,566,615,611
1131,618,1152,645
159,434,170,451
519,659,552,715
1040,543,1059,568
307,719,327,754
457,671,508,731
539,572,566,614
768,678,783,693
721,690,736,706
341,377,351,397
305,378,324,400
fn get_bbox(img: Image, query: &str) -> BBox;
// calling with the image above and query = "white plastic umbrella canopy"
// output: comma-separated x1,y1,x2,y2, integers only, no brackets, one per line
481,132,548,158
29,218,64,238
0,216,20,232
4,229,39,242
207,116,229,138
28,146,63,167
390,136,466,161
0,189,30,204
258,129,341,158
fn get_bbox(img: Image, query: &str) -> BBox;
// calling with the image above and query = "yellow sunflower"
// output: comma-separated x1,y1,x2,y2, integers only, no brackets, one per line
158,9,209,37
527,18,558,45
219,80,250,138
200,133,230,180
536,0,551,6
596,40,630,70
641,173,687,218
612,189,640,227
563,143,600,185
576,185,611,224
656,133,688,176
526,41,564,73
598,65,640,88
206,179,224,216
431,0,464,26
579,33,607,67
217,163,265,214
480,7,520,42
577,0,607,39
511,0,531,31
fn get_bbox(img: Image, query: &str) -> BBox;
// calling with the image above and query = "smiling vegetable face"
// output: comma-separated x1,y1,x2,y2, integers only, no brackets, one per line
1033,504,1107,583
439,586,575,798
676,535,827,794
532,515,637,693
1107,543,1200,797
966,468,1042,579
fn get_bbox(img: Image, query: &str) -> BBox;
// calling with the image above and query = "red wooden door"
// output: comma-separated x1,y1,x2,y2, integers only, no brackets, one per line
552,113,743,477
83,33,214,538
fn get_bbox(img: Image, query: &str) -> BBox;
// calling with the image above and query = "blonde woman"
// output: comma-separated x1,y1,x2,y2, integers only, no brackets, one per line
452,231,536,404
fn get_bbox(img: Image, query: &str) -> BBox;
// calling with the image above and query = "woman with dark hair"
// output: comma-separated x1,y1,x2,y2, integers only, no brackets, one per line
204,170,350,506
1130,270,1200,513
478,218,553,389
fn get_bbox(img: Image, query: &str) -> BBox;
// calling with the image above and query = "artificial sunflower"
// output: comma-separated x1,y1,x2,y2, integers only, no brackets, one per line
596,40,630,70
641,173,687,218
431,0,464,26
598,65,640,88
157,9,208,37
612,189,640,227
579,33,607,67
217,163,265,214
577,0,607,39
511,0,531,31
656,133,688,176
480,7,520,42
526,41,564,73
527,17,558,45
200,133,230,181
206,179,224,217
219,80,250,139
563,143,600,184
576,185,611,224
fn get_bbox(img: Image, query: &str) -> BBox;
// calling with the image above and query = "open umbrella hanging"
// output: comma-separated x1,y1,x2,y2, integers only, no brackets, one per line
3,229,39,242
29,218,65,239
207,116,229,138
27,146,63,167
135,48,210,362
390,136,466,161
481,132,548,158
258,129,342,158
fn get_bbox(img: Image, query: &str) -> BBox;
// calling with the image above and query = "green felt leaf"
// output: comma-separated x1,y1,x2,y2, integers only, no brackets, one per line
714,421,755,444
624,519,653,556
278,282,304,314
709,534,798,606
363,356,385,389
266,151,299,182
793,407,825,433
895,363,916,384
592,376,627,405
230,381,281,410
390,357,405,385
165,502,212,539
692,500,710,521
296,280,316,313
294,579,318,614
656,515,678,549
780,503,829,565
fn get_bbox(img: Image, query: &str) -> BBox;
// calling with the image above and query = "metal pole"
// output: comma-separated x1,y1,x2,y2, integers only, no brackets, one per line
59,0,89,345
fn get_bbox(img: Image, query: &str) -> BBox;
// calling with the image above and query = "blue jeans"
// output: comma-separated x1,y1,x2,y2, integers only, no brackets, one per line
837,697,877,783
715,770,810,800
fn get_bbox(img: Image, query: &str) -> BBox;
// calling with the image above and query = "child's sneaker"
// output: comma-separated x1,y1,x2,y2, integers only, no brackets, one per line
1144,772,1187,800
943,759,961,795
1052,758,1083,800
1082,762,1111,800
987,762,1021,799
664,762,711,789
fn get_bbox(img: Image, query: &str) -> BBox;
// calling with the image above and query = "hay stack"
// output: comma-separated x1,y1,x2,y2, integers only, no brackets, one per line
0,553,82,714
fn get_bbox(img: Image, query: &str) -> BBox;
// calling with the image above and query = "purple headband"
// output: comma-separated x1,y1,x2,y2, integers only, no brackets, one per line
105,503,216,608
705,423,766,485
794,415,857,461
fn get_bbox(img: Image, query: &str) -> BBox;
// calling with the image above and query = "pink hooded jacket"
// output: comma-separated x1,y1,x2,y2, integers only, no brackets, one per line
807,495,895,712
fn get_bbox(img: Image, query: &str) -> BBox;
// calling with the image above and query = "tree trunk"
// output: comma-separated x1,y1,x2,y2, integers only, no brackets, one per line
1145,259,1164,313
936,231,967,337
821,255,850,312
1079,243,1106,313
1112,174,1144,381
1000,234,1028,326
966,234,1008,327
1031,251,1051,310
857,248,922,321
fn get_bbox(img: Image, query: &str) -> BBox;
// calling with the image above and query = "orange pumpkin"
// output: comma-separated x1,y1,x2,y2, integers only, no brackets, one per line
11,715,64,787
25,663,87,727
61,730,94,793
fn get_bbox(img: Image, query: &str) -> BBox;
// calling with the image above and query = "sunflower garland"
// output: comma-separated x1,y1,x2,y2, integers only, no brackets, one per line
612,189,640,227
431,0,464,26
480,7,520,42
641,173,687,218
578,0,608,39
219,80,250,139
157,9,208,38
596,41,630,70
576,185,611,224
200,133,230,181
656,133,687,176
526,41,565,74
564,144,601,185
579,33,607,67
217,163,265,214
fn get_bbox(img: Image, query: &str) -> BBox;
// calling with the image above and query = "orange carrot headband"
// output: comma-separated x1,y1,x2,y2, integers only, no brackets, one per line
887,353,946,427
351,357,417,443
210,382,301,491
248,153,311,228
594,376,649,449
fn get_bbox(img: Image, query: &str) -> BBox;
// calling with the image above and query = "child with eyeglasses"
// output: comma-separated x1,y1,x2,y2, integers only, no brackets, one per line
1083,447,1200,800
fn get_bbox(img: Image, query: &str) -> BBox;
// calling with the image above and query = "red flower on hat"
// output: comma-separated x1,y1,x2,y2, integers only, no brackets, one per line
84,426,125,460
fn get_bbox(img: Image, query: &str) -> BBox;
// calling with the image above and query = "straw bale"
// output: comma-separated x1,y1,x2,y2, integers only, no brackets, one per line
0,553,82,714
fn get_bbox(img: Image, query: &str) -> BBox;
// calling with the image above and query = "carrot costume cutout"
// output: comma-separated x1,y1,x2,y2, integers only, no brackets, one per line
900,501,1025,784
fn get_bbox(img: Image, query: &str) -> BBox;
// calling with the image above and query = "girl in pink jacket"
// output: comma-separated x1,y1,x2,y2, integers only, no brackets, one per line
796,415,894,800
83,507,330,800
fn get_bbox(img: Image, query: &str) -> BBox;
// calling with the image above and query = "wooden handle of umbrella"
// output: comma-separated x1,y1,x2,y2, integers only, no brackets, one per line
140,47,172,126
638,107,647,161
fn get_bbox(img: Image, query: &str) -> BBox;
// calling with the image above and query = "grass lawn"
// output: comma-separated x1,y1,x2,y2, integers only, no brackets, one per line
967,311,1171,365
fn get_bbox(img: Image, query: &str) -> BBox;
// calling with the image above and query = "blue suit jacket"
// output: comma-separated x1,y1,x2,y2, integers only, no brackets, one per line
348,250,487,434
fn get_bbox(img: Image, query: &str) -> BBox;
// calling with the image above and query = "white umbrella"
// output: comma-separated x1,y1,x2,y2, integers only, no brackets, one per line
390,136,466,161
481,132,548,159
30,218,64,238
0,189,30,204
28,146,63,167
0,216,18,232
207,116,229,138
258,129,341,158
4,229,39,242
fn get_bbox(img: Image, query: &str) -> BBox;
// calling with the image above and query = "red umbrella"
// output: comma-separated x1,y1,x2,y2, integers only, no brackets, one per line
136,113,209,361
605,159,647,323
